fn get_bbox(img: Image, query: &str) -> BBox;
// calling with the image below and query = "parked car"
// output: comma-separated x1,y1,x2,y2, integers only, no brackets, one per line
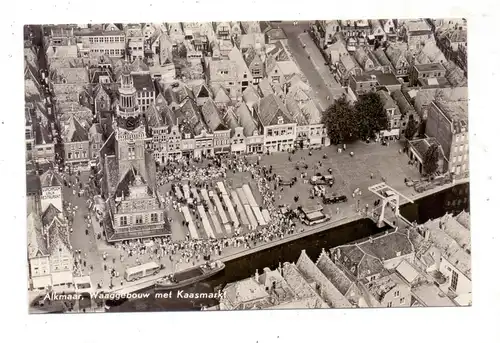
310,175,335,186
323,194,348,204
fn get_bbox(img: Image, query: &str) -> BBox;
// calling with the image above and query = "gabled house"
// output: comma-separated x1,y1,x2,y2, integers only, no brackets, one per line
228,46,254,93
236,102,263,154
193,83,212,106
241,21,261,34
242,85,261,109
337,54,362,85
89,123,104,162
377,90,404,139
214,21,231,40
384,43,410,77
254,94,296,153
224,105,246,154
380,19,397,41
354,48,377,72
207,58,239,100
201,99,231,154
370,20,386,42
62,115,90,168
243,47,265,83
168,22,184,45
212,86,232,110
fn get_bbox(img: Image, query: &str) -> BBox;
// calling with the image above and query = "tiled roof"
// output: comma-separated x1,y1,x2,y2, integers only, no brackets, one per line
455,211,470,230
27,212,48,258
255,94,293,126
316,251,353,296
146,93,174,127
26,174,41,195
439,213,471,251
240,34,265,50
296,250,352,308
47,215,72,254
241,21,261,34
213,86,231,104
223,277,269,309
50,67,89,84
367,273,406,302
422,218,471,278
242,85,260,106
130,57,150,73
208,59,238,83
177,98,205,135
201,98,227,132
358,230,414,261
276,61,300,76
377,90,400,112
282,262,321,300
285,95,307,126
340,54,358,72
265,28,287,41
46,44,78,60
409,137,447,162
235,102,258,137
373,48,392,67
34,122,52,146
42,203,62,228
229,46,252,78
40,169,62,188
258,78,274,98
404,19,431,33
384,43,408,67
222,107,240,132
132,73,155,92
391,90,416,116
63,115,89,143
104,154,119,197
193,83,211,99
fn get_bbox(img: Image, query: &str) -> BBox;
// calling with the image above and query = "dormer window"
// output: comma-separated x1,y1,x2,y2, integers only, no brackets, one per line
277,116,284,125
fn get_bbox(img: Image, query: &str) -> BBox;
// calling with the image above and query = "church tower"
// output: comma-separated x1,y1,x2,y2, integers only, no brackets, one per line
115,63,147,178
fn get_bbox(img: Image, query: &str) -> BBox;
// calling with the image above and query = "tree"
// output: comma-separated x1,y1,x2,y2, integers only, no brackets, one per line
321,95,358,144
405,114,418,140
354,92,389,140
423,143,440,175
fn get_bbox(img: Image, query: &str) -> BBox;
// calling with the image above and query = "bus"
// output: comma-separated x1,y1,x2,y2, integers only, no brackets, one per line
124,262,161,282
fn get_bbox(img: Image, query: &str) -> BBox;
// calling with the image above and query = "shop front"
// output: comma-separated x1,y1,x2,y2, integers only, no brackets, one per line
31,274,52,290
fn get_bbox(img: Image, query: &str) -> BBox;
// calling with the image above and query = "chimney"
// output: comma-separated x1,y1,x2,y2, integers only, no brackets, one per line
369,236,373,243
424,228,430,241
254,269,259,283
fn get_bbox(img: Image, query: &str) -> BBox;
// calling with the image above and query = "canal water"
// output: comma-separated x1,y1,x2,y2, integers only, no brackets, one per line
108,183,469,312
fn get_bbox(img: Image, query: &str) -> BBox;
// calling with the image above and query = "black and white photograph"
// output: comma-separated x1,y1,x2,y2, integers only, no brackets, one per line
23,18,472,314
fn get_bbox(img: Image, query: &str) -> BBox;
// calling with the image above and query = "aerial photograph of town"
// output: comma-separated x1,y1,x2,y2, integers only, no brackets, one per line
24,19,470,313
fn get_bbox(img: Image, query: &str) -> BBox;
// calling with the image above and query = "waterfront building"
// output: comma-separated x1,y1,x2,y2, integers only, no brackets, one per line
99,63,169,241
409,213,471,305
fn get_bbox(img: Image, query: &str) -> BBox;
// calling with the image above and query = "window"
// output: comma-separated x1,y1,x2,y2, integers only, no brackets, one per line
400,297,405,305
387,302,392,307
128,145,136,159
135,215,143,224
75,151,80,159
68,152,72,159
120,216,127,226
151,213,158,222
451,270,459,291
394,290,400,297
26,142,32,150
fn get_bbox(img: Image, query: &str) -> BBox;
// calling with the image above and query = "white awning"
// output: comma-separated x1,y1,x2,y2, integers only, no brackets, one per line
382,129,400,137
32,275,52,289
310,137,322,144
51,271,73,285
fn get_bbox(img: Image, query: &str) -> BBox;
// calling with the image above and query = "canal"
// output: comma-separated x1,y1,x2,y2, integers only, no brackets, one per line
108,182,469,312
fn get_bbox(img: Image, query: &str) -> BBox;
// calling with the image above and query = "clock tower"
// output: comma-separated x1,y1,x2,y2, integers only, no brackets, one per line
115,63,147,178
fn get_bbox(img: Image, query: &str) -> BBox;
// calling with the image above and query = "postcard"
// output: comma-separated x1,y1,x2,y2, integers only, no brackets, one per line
24,19,470,314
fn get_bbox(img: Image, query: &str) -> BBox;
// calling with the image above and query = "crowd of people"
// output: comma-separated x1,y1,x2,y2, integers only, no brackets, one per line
85,154,304,289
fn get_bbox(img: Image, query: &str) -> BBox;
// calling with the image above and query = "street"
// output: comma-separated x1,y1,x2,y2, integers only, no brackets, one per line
276,22,346,111
62,171,109,289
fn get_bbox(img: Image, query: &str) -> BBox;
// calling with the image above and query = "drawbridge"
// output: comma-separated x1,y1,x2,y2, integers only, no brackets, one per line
367,183,414,229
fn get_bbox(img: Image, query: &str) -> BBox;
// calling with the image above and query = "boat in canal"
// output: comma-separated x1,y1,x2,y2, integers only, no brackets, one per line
155,260,225,291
